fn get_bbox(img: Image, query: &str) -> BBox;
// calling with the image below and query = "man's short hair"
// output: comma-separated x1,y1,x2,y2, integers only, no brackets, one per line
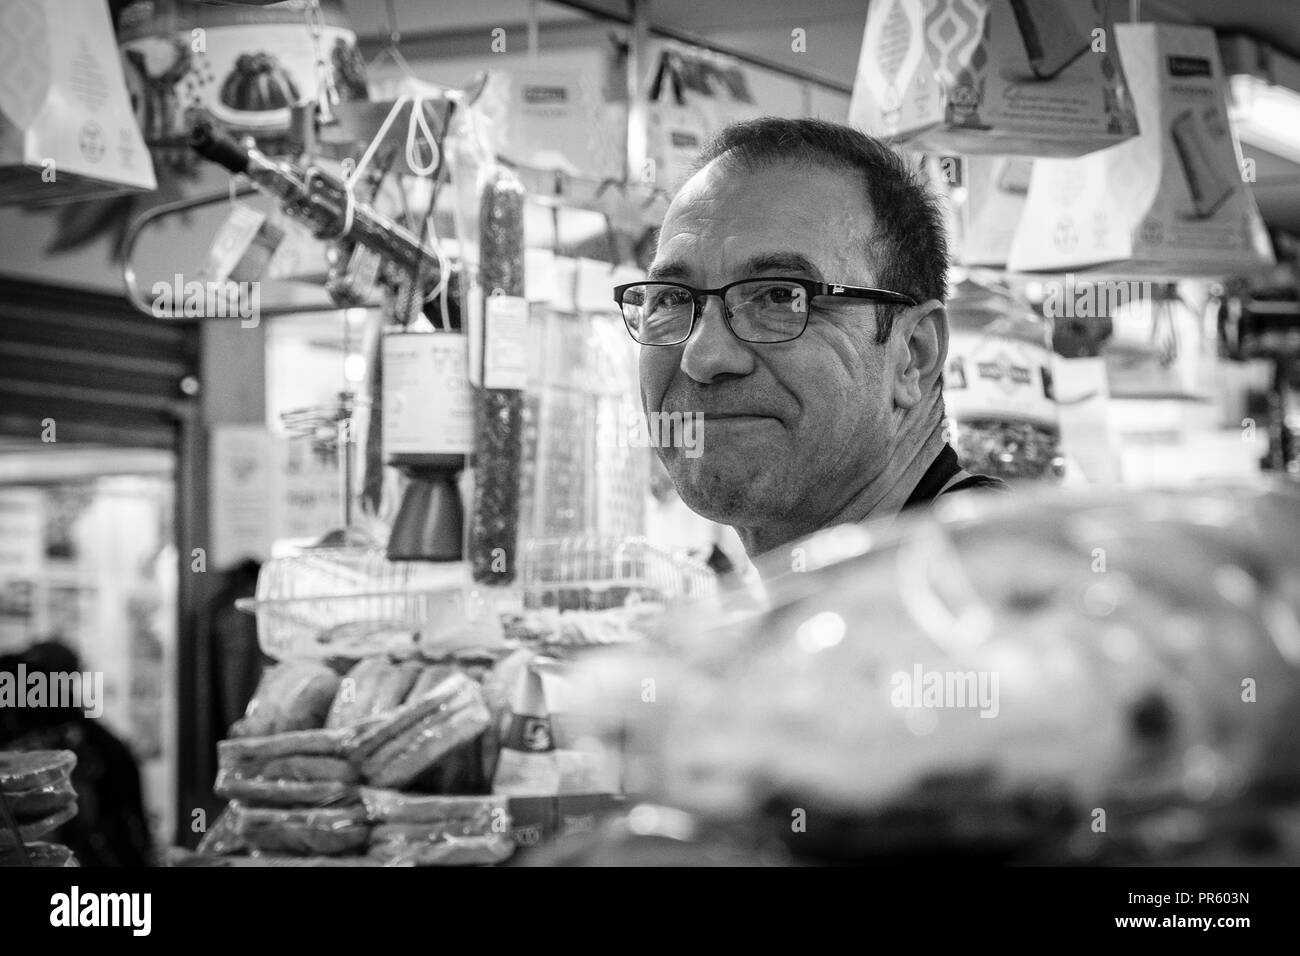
689,117,949,343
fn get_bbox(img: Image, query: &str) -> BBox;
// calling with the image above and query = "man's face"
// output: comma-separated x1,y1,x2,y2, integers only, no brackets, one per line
641,159,902,534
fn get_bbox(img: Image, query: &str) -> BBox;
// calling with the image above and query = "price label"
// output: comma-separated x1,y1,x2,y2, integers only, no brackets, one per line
483,294,530,391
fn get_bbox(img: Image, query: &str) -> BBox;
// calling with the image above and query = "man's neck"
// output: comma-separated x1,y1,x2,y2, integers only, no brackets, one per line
735,420,947,560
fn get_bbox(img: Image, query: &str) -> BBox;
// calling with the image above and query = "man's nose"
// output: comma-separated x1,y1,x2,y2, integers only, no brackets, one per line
679,296,755,384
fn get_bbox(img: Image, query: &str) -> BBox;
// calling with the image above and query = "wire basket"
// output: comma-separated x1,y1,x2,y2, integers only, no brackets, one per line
517,535,716,611
239,537,716,659
237,546,468,660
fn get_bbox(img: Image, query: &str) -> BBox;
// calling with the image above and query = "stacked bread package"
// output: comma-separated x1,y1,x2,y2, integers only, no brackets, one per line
198,656,512,865
0,750,80,867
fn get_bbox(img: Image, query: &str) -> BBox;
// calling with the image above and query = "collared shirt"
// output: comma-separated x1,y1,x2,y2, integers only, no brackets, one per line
901,443,1007,510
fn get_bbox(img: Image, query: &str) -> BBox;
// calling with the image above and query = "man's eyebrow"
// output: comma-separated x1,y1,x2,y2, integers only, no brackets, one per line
646,261,693,281
739,252,823,280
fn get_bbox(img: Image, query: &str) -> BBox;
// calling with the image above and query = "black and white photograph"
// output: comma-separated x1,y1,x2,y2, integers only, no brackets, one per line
0,0,1297,939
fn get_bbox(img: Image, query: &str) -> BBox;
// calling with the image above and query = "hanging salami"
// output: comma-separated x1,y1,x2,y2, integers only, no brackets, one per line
469,167,528,583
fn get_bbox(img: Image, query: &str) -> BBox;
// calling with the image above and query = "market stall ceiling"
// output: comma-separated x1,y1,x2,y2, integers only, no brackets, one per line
343,0,1300,76
342,0,1300,233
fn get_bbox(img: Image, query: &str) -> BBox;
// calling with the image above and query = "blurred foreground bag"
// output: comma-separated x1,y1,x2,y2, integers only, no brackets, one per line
849,0,1138,156
0,0,156,205
1008,24,1275,275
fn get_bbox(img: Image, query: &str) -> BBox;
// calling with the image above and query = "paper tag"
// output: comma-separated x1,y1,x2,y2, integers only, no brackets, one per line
229,217,285,284
383,331,474,456
203,205,267,283
484,294,530,390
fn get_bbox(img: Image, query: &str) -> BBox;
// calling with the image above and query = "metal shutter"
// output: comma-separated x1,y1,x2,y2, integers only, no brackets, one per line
0,279,198,448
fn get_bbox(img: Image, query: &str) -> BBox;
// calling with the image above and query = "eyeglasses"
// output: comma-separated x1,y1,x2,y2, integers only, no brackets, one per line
613,277,918,346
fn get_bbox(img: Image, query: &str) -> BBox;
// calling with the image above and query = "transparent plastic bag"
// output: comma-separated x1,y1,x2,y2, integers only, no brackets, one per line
347,670,482,762
0,804,78,846
361,790,514,864
216,728,361,807
369,827,514,866
232,803,370,857
326,658,424,729
359,699,491,789
0,750,76,791
4,779,76,819
0,841,79,867
230,662,341,737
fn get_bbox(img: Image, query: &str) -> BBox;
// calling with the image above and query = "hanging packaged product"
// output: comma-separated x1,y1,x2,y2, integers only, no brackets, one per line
467,167,527,585
0,0,157,205
477,69,623,182
644,46,762,190
943,277,1064,480
925,154,1033,268
1007,24,1275,276
848,0,1139,157
384,311,473,562
116,0,369,148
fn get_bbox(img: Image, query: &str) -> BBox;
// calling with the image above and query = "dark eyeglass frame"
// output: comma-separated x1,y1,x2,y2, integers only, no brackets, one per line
613,277,919,346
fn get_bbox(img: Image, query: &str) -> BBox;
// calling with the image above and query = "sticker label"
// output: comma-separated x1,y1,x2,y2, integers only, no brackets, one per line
483,294,530,391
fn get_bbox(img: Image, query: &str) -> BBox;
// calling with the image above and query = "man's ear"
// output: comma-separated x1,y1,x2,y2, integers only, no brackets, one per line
890,299,948,409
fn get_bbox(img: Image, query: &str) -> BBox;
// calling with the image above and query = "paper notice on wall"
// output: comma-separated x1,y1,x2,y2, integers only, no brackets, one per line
210,425,276,567
0,488,43,582
278,438,342,543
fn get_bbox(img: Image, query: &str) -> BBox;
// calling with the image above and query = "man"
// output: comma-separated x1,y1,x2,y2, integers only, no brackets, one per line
620,118,1004,560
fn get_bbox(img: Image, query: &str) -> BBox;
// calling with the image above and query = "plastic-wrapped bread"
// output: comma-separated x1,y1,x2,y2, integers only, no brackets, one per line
232,803,370,857
325,658,424,728
0,750,76,791
0,842,79,867
346,667,466,760
3,779,76,819
468,165,526,584
230,661,340,737
351,669,491,788
215,727,361,807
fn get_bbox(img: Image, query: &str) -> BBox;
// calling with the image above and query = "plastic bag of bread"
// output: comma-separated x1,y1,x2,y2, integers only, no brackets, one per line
230,662,340,737
216,728,360,807
0,804,79,846
360,789,506,827
347,666,469,759
232,803,370,856
3,779,76,819
362,790,512,864
369,827,515,865
349,670,491,788
0,750,76,790
326,658,425,729
0,841,79,867
196,804,247,857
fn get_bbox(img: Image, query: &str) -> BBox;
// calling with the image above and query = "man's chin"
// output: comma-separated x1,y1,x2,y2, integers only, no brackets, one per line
664,458,787,527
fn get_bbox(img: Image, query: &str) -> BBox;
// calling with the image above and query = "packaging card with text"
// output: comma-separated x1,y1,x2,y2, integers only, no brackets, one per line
0,0,157,204
1008,24,1275,276
849,0,1139,157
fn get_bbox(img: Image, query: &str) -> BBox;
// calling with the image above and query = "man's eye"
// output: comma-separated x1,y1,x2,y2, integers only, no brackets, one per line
650,289,693,311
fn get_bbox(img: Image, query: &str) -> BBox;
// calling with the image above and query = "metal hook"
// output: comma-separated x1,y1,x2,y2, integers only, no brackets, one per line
121,185,257,319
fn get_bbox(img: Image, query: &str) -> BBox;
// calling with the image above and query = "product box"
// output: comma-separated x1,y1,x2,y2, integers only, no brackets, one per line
1007,23,1275,276
849,0,1139,156
505,795,556,851
556,793,624,839
478,69,623,182
926,154,1032,267
0,0,156,205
